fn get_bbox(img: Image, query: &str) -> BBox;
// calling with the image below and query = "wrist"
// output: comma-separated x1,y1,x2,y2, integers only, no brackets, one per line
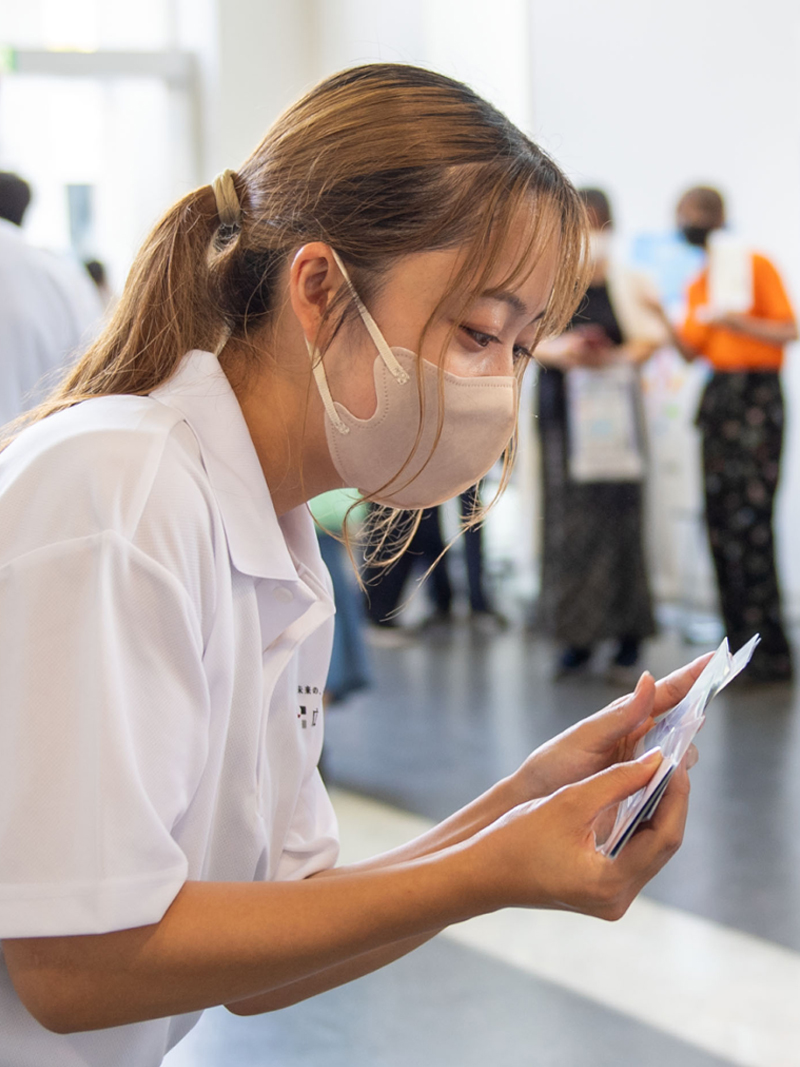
445,824,517,915
497,766,537,809
508,749,557,803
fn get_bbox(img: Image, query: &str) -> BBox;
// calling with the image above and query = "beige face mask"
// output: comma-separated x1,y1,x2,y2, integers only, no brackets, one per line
306,252,518,509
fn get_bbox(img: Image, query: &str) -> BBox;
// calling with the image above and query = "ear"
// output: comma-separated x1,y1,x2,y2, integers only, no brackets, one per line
288,243,345,349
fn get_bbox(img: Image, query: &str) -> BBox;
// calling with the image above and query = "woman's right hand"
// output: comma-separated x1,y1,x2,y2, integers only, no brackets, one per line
470,748,689,920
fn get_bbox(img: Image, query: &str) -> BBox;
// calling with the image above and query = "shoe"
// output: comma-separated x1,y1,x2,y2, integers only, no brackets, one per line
612,637,641,669
553,646,592,680
738,664,794,686
740,650,794,685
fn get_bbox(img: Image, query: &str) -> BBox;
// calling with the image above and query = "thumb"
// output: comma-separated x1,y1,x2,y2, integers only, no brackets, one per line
578,748,663,816
604,671,656,738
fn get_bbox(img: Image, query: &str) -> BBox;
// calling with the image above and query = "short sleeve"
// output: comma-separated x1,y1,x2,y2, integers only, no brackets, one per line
679,274,712,355
753,254,796,323
0,531,210,938
274,769,340,882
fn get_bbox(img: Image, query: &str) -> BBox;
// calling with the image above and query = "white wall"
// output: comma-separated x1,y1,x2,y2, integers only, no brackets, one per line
181,0,317,179
311,0,532,133
199,0,532,169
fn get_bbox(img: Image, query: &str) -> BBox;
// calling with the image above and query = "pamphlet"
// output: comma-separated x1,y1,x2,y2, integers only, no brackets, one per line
600,634,760,859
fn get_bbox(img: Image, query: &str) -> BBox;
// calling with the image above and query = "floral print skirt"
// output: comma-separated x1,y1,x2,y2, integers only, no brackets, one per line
697,371,793,680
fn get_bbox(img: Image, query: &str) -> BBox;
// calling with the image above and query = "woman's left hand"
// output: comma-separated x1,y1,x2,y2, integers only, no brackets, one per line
512,654,712,802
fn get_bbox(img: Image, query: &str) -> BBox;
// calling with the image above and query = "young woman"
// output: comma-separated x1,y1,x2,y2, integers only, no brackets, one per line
0,65,706,1066
535,188,666,683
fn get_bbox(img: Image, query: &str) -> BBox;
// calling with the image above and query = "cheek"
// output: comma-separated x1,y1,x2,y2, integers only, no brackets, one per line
421,326,512,378
325,338,379,420
443,347,515,378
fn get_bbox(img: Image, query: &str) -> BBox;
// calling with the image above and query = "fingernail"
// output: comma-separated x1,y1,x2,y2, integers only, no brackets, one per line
637,746,662,764
634,671,651,694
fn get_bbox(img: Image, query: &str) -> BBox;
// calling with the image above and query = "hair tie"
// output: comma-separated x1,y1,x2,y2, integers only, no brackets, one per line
212,169,241,229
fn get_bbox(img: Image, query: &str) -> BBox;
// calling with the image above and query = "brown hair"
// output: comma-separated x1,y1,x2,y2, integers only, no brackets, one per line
1,64,589,563
579,187,613,229
677,185,725,224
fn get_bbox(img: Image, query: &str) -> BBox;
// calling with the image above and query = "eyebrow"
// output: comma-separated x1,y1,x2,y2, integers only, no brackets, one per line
483,290,546,324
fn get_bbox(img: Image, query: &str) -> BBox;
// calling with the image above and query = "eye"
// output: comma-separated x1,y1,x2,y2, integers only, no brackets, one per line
462,325,532,366
461,326,498,348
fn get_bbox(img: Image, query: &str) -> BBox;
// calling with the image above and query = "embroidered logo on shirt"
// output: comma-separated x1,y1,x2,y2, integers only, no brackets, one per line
297,685,320,728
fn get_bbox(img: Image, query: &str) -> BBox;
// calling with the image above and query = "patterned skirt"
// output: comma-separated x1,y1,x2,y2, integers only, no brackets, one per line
697,371,792,679
537,416,656,650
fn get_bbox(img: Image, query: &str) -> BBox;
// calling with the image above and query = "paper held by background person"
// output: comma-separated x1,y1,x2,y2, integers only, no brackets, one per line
703,230,753,318
566,364,645,482
601,634,760,858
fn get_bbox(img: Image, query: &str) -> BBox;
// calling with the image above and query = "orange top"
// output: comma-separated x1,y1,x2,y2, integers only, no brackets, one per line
679,252,795,371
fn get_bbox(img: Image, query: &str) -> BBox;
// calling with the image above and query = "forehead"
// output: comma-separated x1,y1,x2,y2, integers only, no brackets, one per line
389,239,557,291
379,203,562,316
476,226,561,309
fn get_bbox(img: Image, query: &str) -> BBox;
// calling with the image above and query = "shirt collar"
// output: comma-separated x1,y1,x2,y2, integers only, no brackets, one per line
151,349,301,582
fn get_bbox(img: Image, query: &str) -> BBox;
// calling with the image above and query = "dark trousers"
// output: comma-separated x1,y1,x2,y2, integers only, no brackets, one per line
364,508,452,625
699,372,792,677
363,487,491,625
317,533,372,701
460,484,490,613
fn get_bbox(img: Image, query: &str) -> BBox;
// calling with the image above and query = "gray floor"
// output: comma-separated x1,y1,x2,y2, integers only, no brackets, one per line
325,624,800,951
169,938,733,1067
167,620,796,1066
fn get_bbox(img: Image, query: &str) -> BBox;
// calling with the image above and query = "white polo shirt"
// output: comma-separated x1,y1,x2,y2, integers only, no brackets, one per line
0,350,339,1066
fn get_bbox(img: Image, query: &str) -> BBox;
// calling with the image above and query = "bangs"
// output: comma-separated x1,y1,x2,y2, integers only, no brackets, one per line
419,161,591,361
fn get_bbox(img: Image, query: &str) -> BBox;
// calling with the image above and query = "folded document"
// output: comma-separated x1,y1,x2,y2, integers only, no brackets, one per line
600,634,760,859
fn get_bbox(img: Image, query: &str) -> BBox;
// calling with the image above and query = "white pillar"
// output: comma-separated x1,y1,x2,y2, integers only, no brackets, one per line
181,0,318,181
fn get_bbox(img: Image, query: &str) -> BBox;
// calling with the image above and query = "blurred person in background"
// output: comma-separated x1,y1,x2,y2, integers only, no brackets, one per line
310,489,373,704
0,171,103,425
534,188,667,684
452,482,509,631
84,258,116,311
362,484,505,641
363,502,454,642
652,186,797,683
0,172,103,424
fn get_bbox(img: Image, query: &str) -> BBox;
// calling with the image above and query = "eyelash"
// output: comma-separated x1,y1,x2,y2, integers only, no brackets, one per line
461,326,533,364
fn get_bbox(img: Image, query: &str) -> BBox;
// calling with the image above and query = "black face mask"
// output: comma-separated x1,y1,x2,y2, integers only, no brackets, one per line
681,225,712,248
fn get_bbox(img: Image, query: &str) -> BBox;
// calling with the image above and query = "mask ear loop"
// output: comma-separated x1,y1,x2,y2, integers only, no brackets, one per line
306,338,350,435
306,249,412,436
329,250,410,386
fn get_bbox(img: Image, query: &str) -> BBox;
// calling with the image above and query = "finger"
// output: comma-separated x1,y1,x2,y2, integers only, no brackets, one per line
615,760,690,874
582,672,656,744
653,653,714,717
684,744,699,771
570,748,663,822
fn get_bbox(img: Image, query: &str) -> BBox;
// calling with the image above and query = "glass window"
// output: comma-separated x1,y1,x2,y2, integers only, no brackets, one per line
0,0,175,51
0,0,196,290
0,71,193,288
